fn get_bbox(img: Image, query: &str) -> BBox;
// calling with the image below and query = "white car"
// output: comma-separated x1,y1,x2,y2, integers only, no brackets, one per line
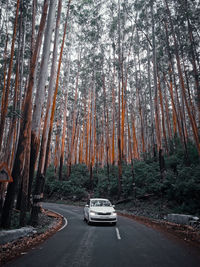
83,198,117,225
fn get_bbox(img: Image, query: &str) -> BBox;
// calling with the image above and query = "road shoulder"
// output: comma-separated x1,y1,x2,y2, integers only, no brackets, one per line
0,208,63,265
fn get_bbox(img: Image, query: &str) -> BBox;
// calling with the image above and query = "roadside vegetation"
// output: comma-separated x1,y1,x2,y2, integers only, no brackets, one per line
44,139,200,218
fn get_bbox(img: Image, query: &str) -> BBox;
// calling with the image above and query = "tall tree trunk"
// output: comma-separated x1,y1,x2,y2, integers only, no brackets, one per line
0,34,8,129
29,0,56,210
0,0,20,151
184,0,200,124
44,0,71,177
67,65,79,178
103,76,110,180
32,0,62,187
158,74,168,153
1,0,49,228
127,112,136,198
164,0,200,157
151,2,161,152
59,83,69,180
147,41,155,157
117,0,122,198
19,124,31,226
30,0,71,226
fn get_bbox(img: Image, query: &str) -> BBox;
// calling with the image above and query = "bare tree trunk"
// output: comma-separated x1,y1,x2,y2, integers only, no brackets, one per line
59,81,69,180
184,0,200,125
67,64,79,178
29,0,56,210
0,34,8,132
0,0,20,151
44,0,71,177
151,2,161,152
103,76,110,180
117,0,122,199
147,41,155,157
158,74,168,153
1,0,49,228
33,0,62,184
19,123,31,226
164,0,200,157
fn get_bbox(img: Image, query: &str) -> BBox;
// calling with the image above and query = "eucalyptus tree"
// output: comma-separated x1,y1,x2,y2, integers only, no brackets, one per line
28,0,57,218
0,0,36,217
1,0,49,228
175,0,200,125
0,0,20,151
69,0,105,182
30,0,71,226
163,0,200,157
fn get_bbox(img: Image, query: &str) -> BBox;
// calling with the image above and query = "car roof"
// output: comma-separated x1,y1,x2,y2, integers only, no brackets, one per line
90,198,110,201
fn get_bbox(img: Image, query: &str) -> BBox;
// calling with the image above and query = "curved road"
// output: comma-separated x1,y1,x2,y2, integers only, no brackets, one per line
5,203,200,267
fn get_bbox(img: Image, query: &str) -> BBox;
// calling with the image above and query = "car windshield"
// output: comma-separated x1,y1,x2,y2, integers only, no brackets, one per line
90,200,112,207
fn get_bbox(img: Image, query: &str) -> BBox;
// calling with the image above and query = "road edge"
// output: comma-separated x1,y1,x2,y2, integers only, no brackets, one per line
0,208,64,265
118,211,200,249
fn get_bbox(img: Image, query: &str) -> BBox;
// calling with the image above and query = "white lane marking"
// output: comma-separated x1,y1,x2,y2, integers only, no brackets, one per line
58,217,68,231
115,227,121,240
43,207,68,231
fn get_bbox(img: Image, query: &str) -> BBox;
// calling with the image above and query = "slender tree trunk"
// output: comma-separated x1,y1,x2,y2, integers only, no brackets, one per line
29,0,56,211
1,0,49,228
158,74,168,153
117,0,122,198
59,87,69,180
147,42,155,157
164,0,200,157
103,76,110,180
0,0,20,151
44,0,71,177
33,0,62,183
19,124,31,226
151,2,161,151
0,34,8,128
184,0,200,124
67,65,79,178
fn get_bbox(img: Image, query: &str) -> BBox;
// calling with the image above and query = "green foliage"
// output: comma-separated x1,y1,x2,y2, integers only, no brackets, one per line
45,141,200,215
45,164,89,200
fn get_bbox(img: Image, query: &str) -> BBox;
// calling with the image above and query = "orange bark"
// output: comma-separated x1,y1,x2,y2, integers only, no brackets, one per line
158,75,168,153
0,0,20,151
131,115,139,159
44,0,71,173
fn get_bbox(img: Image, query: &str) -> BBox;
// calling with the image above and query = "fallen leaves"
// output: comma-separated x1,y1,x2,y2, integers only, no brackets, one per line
0,209,63,265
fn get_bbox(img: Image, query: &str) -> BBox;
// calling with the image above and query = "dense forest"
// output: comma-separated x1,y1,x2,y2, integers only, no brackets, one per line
0,0,199,229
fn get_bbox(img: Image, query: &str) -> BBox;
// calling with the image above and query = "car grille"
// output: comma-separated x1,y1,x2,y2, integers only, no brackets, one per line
97,212,111,215
91,218,116,221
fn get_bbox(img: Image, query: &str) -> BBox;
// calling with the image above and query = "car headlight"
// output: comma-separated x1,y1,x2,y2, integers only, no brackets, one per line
112,212,117,216
90,211,96,216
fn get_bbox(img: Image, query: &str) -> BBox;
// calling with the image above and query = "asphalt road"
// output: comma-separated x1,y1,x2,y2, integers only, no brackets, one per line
5,203,200,267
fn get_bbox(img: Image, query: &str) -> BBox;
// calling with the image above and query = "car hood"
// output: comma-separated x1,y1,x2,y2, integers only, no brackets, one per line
90,207,115,213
